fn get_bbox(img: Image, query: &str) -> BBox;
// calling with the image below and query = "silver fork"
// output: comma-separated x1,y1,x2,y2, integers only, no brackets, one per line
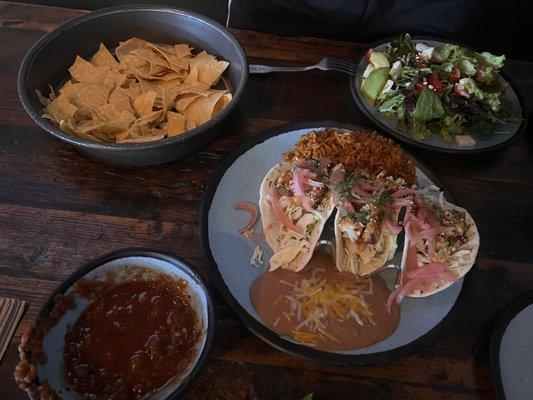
249,57,363,77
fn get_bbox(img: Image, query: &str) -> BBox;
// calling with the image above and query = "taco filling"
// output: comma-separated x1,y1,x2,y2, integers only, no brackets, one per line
333,170,408,276
260,161,334,272
387,192,479,311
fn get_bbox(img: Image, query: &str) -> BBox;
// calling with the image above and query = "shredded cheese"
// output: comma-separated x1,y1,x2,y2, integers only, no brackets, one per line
286,273,374,345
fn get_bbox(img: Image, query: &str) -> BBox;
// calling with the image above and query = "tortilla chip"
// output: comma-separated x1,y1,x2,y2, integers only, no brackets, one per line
69,56,99,83
175,44,192,59
46,95,78,121
164,111,197,136
120,53,148,69
90,43,120,69
189,51,229,86
108,88,135,117
213,93,232,116
132,48,170,69
134,109,164,126
115,37,151,61
95,104,117,121
39,37,231,143
175,93,203,111
145,43,190,72
133,91,157,117
180,90,227,125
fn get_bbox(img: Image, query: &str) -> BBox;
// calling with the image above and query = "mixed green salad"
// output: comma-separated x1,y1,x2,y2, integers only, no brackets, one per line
360,34,515,145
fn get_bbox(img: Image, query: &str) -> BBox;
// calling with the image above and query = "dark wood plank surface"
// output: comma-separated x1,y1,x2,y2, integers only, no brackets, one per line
0,1,532,399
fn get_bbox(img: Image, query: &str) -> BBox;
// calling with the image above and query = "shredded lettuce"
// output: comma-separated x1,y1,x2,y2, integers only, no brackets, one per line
413,89,445,121
460,78,485,101
438,44,459,61
483,92,502,112
458,59,476,76
437,62,454,78
409,117,431,139
478,52,505,69
444,114,466,133
387,33,415,60
476,66,495,85
378,93,406,121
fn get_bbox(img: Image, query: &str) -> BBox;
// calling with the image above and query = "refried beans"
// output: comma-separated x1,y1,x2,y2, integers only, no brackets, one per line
250,252,400,351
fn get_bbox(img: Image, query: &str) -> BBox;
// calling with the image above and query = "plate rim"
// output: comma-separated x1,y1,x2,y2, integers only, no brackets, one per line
32,247,215,400
200,120,477,366
349,35,528,154
489,290,533,400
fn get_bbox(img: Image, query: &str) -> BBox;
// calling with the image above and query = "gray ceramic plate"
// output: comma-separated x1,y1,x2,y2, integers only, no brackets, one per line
490,291,533,400
201,120,476,365
29,249,214,399
349,37,526,153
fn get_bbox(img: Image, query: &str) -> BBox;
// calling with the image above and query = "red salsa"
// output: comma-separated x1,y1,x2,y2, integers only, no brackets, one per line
64,276,199,399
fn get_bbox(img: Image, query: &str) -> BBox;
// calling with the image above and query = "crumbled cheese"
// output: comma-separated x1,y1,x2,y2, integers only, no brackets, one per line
250,245,264,267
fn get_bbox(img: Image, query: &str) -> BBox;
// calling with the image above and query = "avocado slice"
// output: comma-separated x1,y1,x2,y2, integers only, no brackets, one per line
370,51,390,69
360,67,390,105
365,49,390,69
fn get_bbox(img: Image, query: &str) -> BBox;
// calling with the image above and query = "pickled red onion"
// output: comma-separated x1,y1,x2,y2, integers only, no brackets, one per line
329,164,344,183
359,179,382,193
292,168,306,196
407,262,448,279
392,188,417,199
387,277,424,314
351,184,370,198
293,168,319,212
268,187,302,233
301,169,317,180
234,202,259,234
341,198,355,213
386,218,402,235
392,197,412,207
408,263,458,283
404,212,430,232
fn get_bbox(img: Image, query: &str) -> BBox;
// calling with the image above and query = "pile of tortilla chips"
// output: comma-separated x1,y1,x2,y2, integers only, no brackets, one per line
37,38,231,143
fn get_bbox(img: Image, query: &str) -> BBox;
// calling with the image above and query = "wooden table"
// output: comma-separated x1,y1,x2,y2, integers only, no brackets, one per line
1,1,532,399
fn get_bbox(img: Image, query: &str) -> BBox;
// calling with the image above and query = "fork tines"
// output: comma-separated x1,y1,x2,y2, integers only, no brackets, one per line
327,57,362,76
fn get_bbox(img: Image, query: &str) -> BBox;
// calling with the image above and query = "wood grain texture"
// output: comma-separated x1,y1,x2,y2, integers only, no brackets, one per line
0,1,532,399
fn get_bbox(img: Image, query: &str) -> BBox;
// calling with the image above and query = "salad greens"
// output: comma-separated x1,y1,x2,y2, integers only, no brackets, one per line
360,34,515,144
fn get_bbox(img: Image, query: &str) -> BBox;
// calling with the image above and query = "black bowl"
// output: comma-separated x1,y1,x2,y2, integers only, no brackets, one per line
18,5,248,166
23,248,215,399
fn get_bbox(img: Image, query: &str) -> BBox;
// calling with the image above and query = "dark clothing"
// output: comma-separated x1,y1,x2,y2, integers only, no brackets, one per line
228,0,531,61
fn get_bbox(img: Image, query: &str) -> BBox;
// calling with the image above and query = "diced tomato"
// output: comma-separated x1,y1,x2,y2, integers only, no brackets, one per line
427,73,443,93
414,61,427,68
448,67,461,83
454,83,470,99
415,82,426,93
